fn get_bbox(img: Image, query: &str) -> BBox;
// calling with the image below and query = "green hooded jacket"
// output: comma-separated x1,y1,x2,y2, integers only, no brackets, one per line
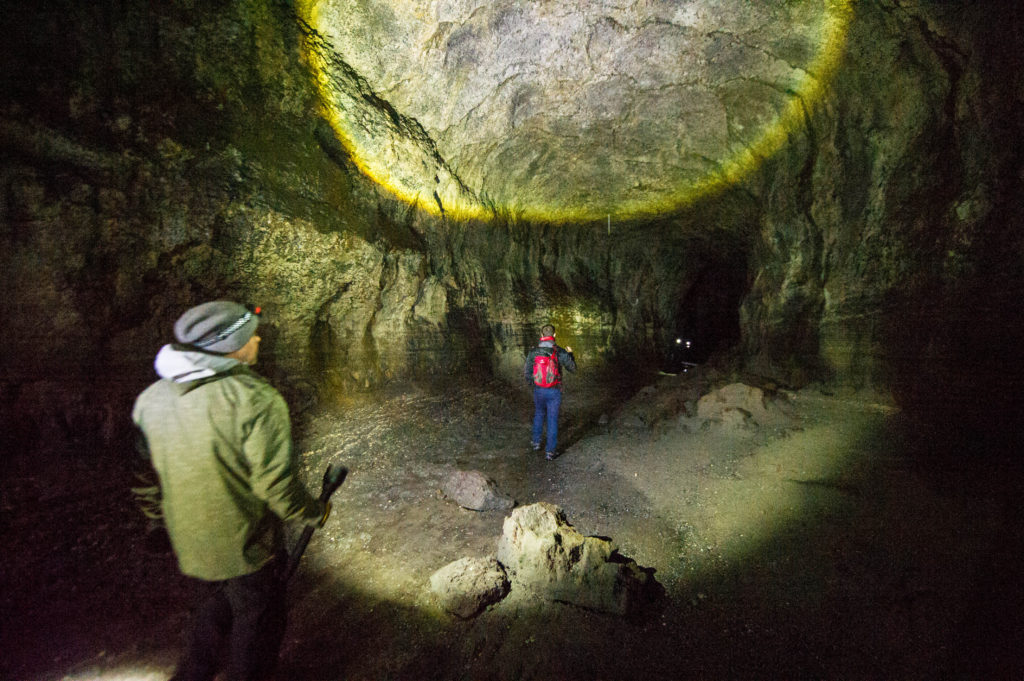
133,344,322,581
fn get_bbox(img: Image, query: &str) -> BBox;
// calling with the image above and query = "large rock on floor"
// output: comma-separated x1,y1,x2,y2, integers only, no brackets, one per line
429,557,509,619
696,382,772,427
442,470,515,511
496,502,655,616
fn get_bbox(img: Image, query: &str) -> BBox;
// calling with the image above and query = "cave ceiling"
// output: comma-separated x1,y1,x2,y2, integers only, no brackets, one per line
299,0,851,223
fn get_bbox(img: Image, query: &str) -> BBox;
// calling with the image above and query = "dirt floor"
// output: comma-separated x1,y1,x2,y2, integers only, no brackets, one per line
2,366,1023,680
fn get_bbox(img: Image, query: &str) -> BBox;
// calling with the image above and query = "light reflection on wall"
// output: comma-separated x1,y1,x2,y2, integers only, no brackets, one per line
298,0,853,223
59,664,170,680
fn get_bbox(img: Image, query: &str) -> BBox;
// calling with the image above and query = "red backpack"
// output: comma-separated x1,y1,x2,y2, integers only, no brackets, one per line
532,348,560,387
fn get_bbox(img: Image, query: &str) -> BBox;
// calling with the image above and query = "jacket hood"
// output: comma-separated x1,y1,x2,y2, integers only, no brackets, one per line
154,344,242,383
539,340,555,348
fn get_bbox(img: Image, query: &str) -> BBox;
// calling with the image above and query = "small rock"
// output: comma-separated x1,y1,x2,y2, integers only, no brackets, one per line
429,557,509,619
442,470,514,511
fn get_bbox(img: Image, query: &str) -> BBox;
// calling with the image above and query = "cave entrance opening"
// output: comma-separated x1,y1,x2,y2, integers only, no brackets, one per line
662,260,748,374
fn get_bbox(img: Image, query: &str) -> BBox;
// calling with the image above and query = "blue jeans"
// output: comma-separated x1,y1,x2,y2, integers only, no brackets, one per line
532,387,562,453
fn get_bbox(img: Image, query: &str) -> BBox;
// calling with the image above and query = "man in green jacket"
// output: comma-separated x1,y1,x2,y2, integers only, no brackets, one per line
133,300,328,681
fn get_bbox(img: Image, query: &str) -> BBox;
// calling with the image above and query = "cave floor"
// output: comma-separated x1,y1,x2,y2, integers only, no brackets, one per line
2,370,1022,680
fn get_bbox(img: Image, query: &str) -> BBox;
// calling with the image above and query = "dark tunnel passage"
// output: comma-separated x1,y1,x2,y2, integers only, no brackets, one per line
662,260,748,373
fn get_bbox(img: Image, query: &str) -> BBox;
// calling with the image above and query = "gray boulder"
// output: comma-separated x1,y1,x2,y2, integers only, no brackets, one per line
429,557,510,619
496,502,655,616
696,382,796,429
697,382,769,425
442,470,515,511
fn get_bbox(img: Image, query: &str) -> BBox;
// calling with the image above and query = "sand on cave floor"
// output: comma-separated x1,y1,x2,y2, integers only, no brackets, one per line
3,367,1022,680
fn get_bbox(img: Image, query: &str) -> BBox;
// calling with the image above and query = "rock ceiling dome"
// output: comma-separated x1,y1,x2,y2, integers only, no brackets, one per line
300,0,851,222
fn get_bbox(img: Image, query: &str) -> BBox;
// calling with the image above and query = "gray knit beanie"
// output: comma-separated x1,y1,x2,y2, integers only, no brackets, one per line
174,301,259,353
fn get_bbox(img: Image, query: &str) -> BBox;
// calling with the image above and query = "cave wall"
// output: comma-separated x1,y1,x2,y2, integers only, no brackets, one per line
741,1,1024,433
1,0,1021,460
0,0,397,455
0,0,724,459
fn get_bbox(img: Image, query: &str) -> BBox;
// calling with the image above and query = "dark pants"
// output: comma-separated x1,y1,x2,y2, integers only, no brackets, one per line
172,557,286,681
532,387,562,453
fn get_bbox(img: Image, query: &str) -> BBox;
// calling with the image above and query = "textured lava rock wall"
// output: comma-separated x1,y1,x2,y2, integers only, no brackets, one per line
302,0,841,221
1,0,1021,461
0,0,390,456
741,1,1024,434
0,0,730,459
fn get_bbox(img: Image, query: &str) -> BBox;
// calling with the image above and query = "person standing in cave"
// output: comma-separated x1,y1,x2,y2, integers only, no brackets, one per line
131,300,329,681
524,324,577,460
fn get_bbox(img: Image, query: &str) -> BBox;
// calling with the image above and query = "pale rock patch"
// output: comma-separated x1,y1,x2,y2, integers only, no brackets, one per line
429,556,509,619
495,502,656,616
442,470,515,511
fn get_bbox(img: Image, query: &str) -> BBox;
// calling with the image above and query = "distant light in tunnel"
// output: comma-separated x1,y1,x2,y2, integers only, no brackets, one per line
299,0,853,223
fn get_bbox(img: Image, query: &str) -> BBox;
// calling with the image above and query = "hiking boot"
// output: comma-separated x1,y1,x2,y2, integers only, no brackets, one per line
531,442,541,451
545,451,557,461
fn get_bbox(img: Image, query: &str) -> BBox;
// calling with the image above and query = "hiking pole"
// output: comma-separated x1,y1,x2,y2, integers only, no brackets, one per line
282,463,348,582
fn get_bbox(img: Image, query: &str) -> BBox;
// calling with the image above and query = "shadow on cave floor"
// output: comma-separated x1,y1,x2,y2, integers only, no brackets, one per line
3,369,1023,680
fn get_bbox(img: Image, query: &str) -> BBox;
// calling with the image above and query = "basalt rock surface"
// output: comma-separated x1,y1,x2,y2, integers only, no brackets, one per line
442,470,515,512
429,556,510,619
0,0,1021,462
303,0,845,221
496,502,656,616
